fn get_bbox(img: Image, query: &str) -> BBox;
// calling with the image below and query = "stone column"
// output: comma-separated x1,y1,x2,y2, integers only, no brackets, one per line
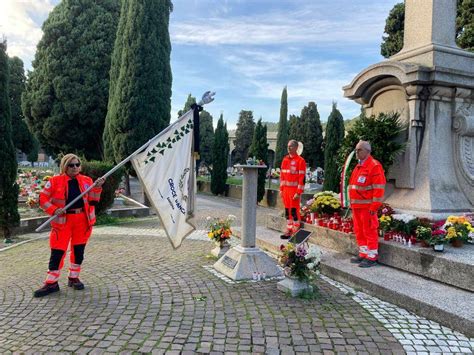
213,164,283,280
241,166,258,248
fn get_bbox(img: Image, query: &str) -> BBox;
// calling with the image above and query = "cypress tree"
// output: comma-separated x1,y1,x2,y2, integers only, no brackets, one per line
103,0,173,164
249,119,269,203
211,114,229,195
9,57,35,156
275,86,288,168
301,102,324,169
178,94,196,117
288,114,303,143
199,110,214,170
323,103,345,192
233,110,255,164
22,0,120,159
0,41,20,242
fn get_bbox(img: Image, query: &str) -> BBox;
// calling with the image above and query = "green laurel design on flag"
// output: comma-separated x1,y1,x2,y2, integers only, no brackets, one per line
144,119,194,164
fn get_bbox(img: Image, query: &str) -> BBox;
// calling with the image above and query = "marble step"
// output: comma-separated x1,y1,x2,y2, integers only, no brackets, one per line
266,214,474,292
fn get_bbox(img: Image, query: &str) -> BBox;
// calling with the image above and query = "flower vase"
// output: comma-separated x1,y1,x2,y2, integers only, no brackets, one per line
433,243,444,252
310,212,316,224
277,274,312,297
451,239,464,248
420,240,430,248
211,240,230,258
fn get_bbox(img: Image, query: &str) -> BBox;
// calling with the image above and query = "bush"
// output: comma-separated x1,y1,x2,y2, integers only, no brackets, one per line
337,111,406,176
81,161,125,216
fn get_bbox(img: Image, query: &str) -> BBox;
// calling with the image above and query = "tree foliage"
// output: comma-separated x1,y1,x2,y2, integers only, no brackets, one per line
300,102,324,169
381,1,473,57
199,109,214,169
22,0,120,160
288,114,302,142
178,93,195,117
380,3,405,58
249,119,269,203
275,86,288,168
0,41,20,239
9,57,35,156
337,112,406,176
103,0,172,164
233,110,255,164
323,103,345,193
211,114,229,195
457,0,474,51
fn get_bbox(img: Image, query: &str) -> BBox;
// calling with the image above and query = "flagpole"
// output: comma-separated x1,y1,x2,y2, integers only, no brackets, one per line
35,91,215,233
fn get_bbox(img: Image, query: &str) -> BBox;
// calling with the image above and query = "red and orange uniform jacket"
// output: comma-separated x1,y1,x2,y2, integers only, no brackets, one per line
280,154,306,195
39,174,102,229
348,155,386,212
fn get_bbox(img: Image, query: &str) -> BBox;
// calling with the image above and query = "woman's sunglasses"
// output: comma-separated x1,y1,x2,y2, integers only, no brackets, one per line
68,163,81,168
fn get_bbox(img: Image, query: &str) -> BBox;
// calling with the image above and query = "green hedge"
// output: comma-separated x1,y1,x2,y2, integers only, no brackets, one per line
81,161,125,216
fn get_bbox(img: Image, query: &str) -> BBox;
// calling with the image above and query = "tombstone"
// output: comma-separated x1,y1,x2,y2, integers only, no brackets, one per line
343,0,474,219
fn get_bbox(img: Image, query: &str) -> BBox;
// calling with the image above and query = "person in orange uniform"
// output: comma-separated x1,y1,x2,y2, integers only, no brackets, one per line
34,154,105,297
280,140,306,239
348,140,386,268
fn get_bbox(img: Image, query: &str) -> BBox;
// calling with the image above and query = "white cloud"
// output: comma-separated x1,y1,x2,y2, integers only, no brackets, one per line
0,0,55,65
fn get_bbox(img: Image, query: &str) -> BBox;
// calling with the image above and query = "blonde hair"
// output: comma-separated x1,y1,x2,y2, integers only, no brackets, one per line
60,154,81,174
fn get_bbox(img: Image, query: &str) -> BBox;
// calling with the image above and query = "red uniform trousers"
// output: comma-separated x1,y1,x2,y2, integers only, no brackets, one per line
352,208,379,261
46,212,92,284
282,187,301,232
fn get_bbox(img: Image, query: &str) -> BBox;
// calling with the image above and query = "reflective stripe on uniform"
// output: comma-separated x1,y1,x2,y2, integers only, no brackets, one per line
51,198,66,205
42,201,53,209
69,263,81,278
350,199,371,204
372,197,384,202
88,192,101,200
281,181,298,187
45,270,60,283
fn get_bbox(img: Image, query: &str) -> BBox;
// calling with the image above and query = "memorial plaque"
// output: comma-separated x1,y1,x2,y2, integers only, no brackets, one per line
289,230,312,245
222,256,237,269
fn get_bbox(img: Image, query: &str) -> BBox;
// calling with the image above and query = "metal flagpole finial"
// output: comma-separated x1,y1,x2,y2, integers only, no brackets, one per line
198,91,216,106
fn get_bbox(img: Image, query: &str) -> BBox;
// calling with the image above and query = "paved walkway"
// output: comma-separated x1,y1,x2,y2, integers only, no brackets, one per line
0,194,472,354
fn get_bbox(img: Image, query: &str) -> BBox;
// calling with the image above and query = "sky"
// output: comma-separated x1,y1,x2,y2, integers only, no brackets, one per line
1,0,400,129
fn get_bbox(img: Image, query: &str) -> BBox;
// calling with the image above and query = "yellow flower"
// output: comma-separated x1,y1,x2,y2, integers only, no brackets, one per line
446,227,457,239
208,232,214,239
447,215,458,224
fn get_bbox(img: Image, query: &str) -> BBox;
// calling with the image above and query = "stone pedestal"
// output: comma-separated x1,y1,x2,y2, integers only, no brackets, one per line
214,164,283,280
210,242,230,259
277,277,312,297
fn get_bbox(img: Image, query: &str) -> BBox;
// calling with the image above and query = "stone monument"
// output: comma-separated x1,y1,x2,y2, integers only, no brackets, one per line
343,0,474,218
213,164,283,280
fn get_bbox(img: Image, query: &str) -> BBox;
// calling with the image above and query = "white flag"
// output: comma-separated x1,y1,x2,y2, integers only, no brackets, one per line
131,110,196,248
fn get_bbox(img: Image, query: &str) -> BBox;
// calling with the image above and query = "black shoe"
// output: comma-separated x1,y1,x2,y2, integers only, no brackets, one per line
359,259,378,268
68,278,85,290
34,282,60,298
350,256,365,264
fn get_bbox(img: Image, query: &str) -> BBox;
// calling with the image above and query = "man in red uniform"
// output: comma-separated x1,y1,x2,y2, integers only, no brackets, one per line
34,154,105,297
349,140,386,268
280,140,306,239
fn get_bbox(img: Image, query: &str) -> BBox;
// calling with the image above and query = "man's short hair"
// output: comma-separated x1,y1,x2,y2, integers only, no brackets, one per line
288,139,298,147
358,140,371,152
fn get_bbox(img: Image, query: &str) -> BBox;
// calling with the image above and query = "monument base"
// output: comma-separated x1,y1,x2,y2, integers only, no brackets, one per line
213,245,283,281
277,277,313,297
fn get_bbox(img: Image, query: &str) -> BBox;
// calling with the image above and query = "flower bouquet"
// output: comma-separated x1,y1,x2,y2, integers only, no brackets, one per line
207,215,236,258
444,215,473,247
377,203,394,218
391,213,417,239
207,214,236,244
279,243,321,282
311,191,341,217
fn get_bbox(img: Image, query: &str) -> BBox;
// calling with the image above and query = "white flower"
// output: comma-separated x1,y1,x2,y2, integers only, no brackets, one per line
392,213,416,224
228,214,237,221
307,262,314,270
206,216,212,221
